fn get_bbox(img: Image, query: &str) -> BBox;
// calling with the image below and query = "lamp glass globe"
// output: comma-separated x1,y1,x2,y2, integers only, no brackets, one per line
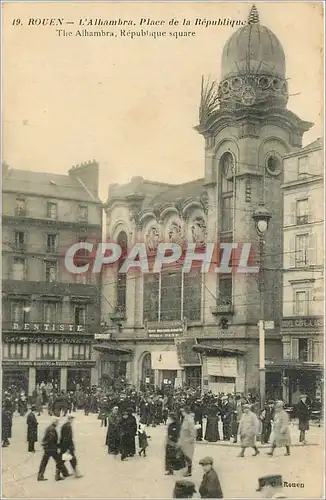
257,220,268,234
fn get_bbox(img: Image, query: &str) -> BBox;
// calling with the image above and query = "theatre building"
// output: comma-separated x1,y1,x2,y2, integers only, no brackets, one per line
2,161,102,396
101,6,317,396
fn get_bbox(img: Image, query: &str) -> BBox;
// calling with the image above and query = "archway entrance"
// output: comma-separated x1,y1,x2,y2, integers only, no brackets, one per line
140,352,154,390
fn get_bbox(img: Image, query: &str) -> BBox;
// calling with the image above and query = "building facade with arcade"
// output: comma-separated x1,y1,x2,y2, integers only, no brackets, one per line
2,161,103,396
100,6,316,397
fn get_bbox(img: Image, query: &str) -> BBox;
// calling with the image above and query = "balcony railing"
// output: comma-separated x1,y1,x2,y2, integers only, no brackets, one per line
211,299,234,315
15,208,27,216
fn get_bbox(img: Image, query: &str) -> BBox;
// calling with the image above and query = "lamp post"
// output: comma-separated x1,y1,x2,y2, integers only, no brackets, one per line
252,203,271,410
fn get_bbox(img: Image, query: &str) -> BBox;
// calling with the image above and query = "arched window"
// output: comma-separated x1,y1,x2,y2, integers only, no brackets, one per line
220,152,234,233
116,231,128,314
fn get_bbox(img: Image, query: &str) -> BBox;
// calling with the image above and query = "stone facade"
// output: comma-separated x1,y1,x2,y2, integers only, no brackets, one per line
2,161,102,396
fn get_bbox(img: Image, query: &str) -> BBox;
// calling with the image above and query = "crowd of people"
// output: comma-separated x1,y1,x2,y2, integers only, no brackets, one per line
1,382,316,496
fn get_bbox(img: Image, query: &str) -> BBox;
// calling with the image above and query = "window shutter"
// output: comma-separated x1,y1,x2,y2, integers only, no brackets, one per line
308,197,315,224
308,233,317,266
289,201,296,225
288,236,296,268
283,342,291,360
291,338,299,360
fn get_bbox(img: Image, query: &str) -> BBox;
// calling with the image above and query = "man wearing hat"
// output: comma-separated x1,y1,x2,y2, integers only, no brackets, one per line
199,457,223,498
267,401,290,457
27,405,38,453
59,416,82,478
173,480,196,498
238,404,260,458
256,475,286,498
296,394,310,444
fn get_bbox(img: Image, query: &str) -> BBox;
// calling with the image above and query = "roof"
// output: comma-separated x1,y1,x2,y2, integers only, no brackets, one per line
150,179,204,206
2,168,101,203
93,344,133,355
283,137,323,159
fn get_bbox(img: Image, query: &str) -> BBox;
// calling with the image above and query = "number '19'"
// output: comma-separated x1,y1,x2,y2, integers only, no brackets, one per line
12,19,22,26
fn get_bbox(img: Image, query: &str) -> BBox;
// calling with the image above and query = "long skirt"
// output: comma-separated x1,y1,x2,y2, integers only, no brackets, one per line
106,428,120,454
165,444,186,471
205,417,220,442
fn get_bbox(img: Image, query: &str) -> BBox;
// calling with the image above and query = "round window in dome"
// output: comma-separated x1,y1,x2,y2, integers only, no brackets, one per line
231,77,242,91
265,152,282,176
272,78,283,91
222,80,230,93
258,76,271,90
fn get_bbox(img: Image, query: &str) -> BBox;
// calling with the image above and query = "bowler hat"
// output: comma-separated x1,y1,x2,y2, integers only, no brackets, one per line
199,456,213,466
256,475,283,491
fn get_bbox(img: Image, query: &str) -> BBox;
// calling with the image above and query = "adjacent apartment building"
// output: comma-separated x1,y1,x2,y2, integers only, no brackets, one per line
2,161,102,396
273,138,324,403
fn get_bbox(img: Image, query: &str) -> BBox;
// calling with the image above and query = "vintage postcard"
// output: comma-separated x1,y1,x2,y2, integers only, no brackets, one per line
1,1,324,499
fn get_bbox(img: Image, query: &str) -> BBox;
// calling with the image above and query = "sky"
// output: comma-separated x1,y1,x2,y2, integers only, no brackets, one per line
2,2,324,202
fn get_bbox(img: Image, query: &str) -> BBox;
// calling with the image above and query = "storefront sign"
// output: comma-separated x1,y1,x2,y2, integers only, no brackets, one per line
207,357,237,377
94,333,111,340
146,320,185,338
10,323,85,332
2,360,96,368
281,316,323,330
3,335,93,344
151,350,181,370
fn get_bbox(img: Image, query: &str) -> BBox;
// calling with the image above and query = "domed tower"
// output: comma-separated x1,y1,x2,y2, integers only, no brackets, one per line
196,5,313,393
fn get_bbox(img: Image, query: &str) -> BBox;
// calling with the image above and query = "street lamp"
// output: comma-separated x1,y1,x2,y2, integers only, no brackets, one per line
252,203,271,410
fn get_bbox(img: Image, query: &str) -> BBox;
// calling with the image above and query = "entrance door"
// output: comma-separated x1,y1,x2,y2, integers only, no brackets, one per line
36,369,61,389
185,366,202,389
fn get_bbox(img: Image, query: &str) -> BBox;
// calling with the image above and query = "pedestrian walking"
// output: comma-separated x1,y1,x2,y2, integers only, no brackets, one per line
256,474,287,498
137,424,150,457
125,407,137,457
59,416,82,478
296,394,310,444
173,480,196,498
37,419,69,481
2,404,12,448
165,412,183,475
238,404,260,457
177,406,196,477
260,402,273,444
119,410,130,461
198,456,223,498
267,401,291,457
27,405,38,453
106,406,120,455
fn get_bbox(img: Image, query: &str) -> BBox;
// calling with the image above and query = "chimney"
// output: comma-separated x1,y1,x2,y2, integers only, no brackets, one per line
68,160,99,198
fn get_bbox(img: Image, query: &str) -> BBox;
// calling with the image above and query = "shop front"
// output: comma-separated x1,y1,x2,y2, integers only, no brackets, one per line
193,344,246,395
175,338,202,389
93,344,133,390
151,349,183,389
2,363,29,393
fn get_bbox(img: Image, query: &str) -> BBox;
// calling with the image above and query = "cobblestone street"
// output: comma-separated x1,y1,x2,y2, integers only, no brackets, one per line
2,412,324,498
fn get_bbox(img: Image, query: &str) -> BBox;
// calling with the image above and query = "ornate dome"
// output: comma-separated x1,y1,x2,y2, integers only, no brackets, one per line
221,5,286,80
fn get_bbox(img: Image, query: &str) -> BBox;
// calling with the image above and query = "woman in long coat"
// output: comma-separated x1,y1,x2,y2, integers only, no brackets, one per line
165,413,182,475
35,393,43,416
238,404,260,458
267,401,291,456
177,407,196,477
106,407,120,454
204,403,220,442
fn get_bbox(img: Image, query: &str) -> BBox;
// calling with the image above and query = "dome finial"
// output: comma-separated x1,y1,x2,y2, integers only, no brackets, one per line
248,5,259,24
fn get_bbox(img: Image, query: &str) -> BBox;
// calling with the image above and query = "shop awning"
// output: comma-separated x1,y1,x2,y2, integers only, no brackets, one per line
193,344,246,356
265,360,323,372
93,344,133,355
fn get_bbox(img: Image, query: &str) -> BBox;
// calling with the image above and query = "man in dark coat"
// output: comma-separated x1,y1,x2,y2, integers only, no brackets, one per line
125,408,137,456
165,413,183,475
27,405,38,452
193,400,203,441
119,411,130,461
260,402,273,444
296,394,310,444
2,404,12,447
220,396,231,440
59,416,82,478
198,456,223,498
37,419,69,481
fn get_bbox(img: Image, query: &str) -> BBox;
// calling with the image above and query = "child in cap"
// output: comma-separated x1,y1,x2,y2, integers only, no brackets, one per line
138,424,150,457
199,456,223,498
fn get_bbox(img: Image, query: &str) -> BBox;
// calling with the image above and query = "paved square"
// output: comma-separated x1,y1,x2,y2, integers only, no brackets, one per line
2,412,324,498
